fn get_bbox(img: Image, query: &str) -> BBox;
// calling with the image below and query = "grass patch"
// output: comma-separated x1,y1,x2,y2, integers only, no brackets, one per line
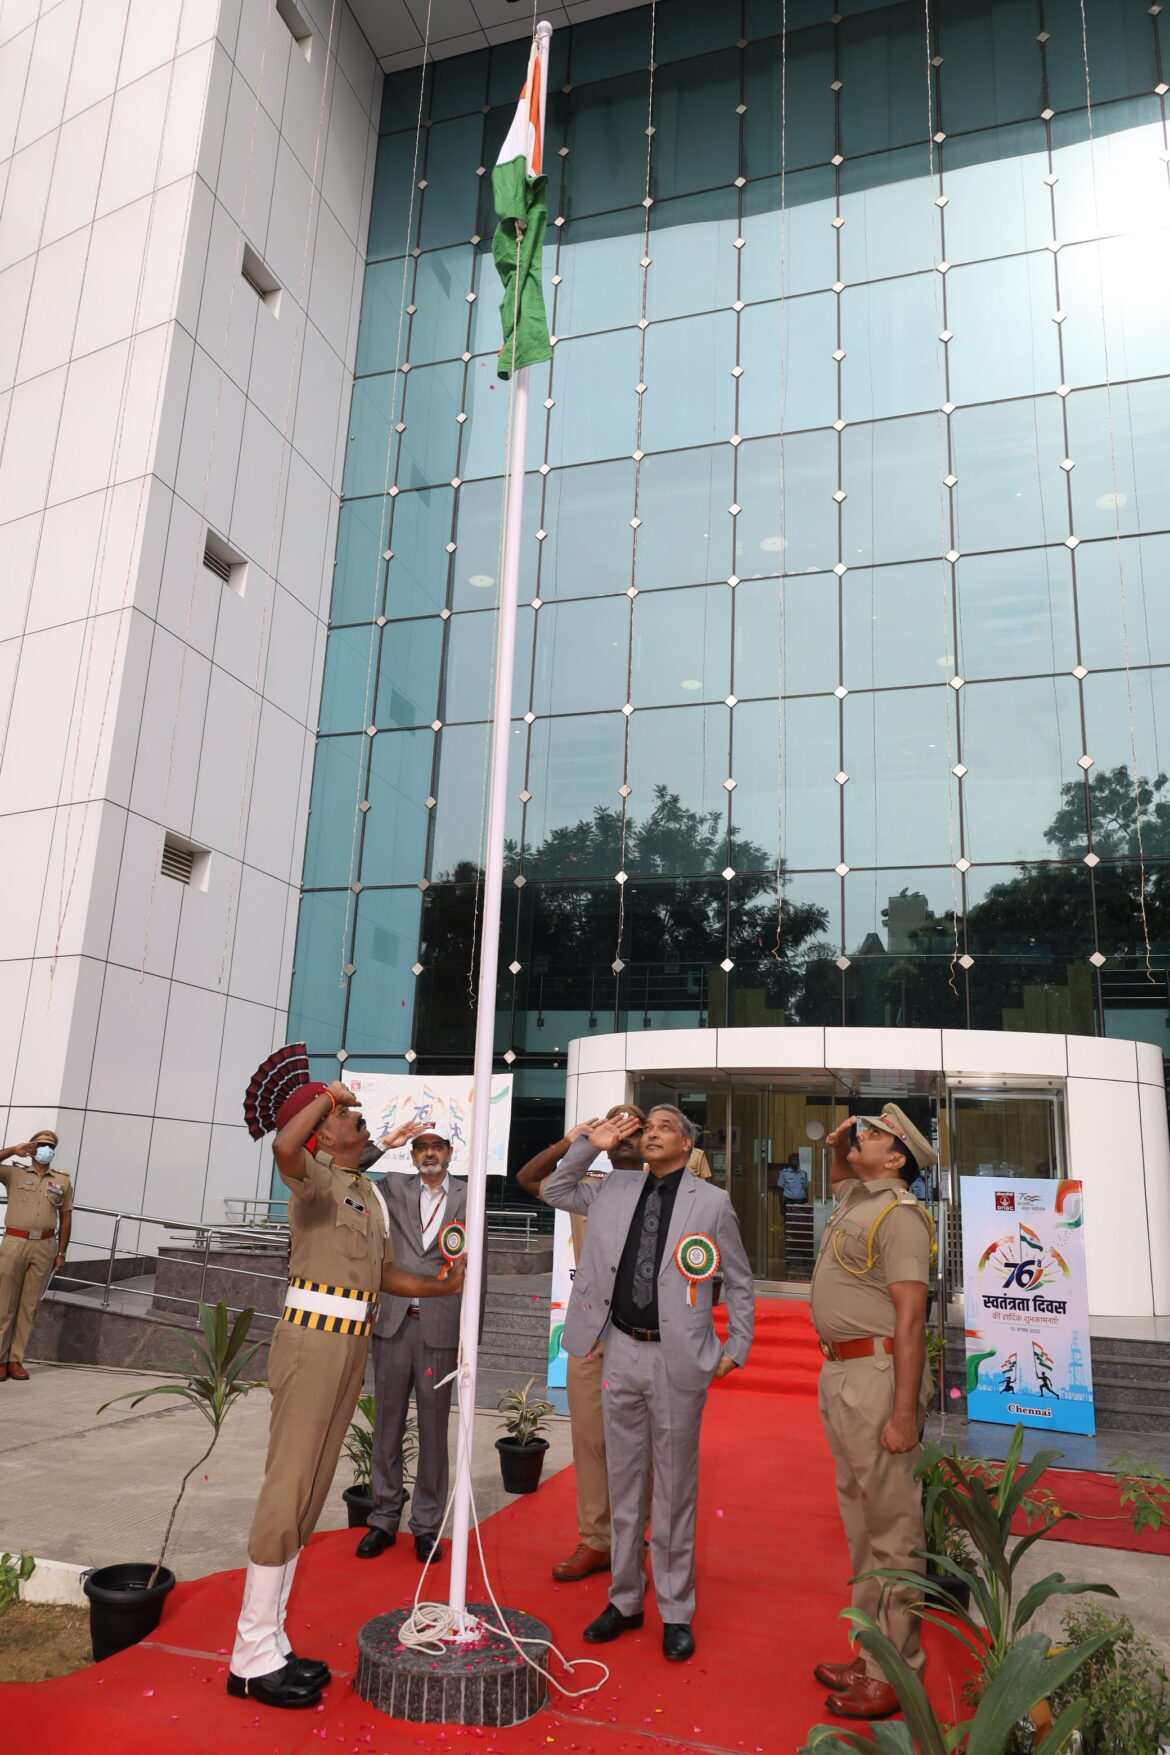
0,1602,92,1682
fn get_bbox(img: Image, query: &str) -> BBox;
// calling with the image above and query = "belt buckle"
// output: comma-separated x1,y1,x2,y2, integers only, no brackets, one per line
819,1339,835,1361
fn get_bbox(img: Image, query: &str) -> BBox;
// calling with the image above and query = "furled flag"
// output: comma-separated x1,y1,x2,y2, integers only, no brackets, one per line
492,26,553,379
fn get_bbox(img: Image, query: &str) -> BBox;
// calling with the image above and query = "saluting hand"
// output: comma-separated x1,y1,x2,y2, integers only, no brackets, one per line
825,1117,857,1152
380,1119,429,1150
587,1114,641,1153
327,1081,358,1108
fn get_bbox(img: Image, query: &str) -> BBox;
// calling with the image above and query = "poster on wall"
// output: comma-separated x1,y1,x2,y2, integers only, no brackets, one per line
344,1072,513,1177
960,1177,1095,1436
547,1153,609,1389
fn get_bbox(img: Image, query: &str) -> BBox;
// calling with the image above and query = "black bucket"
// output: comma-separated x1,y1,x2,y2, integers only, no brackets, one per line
83,1562,177,1662
496,1436,549,1494
342,1484,374,1528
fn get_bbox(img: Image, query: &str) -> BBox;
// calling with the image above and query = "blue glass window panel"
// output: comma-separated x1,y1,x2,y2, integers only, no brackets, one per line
319,625,377,734
405,246,475,366
1044,0,1156,111
523,713,627,874
843,416,945,565
651,51,739,201
1068,381,1170,540
741,170,838,301
941,127,1051,263
367,132,423,261
566,73,654,216
443,606,534,722
1083,668,1170,783
734,575,839,699
569,8,651,84
386,486,452,619
287,892,350,1048
744,0,833,34
839,5,924,157
842,562,954,691
744,29,837,177
844,686,957,866
946,255,1059,404
1058,233,1170,389
531,595,629,716
845,866,962,962
1075,536,1170,670
488,32,569,107
739,297,838,436
552,209,644,339
547,330,640,467
418,115,483,249
839,148,937,283
626,705,731,873
375,617,442,728
935,0,1042,131
964,865,1094,991
302,736,367,887
951,397,1068,552
343,372,402,499
632,584,731,707
332,497,389,625
960,676,1086,861
737,431,838,578
841,276,941,423
641,313,736,452
381,66,431,135
450,473,541,613
539,460,635,599
346,888,423,1056
1051,115,1165,246
363,727,433,884
459,353,548,479
636,446,733,590
654,0,740,62
647,190,740,321
429,49,487,121
397,360,463,489
356,257,413,378
429,721,524,878
956,549,1078,680
736,695,840,870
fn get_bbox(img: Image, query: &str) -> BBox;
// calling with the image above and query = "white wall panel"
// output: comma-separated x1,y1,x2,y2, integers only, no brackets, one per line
155,980,227,1121
0,367,65,522
1067,1074,1151,1316
18,227,88,381
1138,1080,1170,1315
0,254,35,388
0,132,56,272
41,96,112,244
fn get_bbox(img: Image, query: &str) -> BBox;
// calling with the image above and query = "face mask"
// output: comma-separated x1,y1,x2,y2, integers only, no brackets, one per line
34,1145,55,1166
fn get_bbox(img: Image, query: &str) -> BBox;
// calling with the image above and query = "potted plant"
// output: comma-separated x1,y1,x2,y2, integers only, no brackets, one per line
84,1301,263,1661
340,1394,417,1527
496,1376,554,1494
917,1450,974,1612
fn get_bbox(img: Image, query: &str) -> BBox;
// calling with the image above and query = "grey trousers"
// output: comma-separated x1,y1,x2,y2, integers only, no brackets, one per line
369,1317,457,1537
601,1326,710,1626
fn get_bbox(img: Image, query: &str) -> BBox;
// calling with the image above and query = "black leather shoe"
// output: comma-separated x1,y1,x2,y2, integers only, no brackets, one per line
288,1653,332,1688
414,1532,443,1563
662,1623,695,1662
583,1603,644,1644
356,1527,396,1558
226,1662,321,1709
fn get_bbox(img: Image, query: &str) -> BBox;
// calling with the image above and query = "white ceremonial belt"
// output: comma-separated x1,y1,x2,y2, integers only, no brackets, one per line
283,1285,373,1321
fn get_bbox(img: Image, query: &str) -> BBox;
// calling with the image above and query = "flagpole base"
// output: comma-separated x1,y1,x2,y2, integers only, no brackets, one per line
355,1603,550,1725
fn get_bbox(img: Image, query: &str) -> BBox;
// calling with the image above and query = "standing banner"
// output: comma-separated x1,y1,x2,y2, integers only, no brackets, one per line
547,1151,610,1388
345,1072,513,1177
961,1177,1095,1435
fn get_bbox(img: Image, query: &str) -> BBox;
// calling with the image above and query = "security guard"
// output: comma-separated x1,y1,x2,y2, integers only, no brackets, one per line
0,1129,70,1380
228,1079,463,1712
810,1103,936,1721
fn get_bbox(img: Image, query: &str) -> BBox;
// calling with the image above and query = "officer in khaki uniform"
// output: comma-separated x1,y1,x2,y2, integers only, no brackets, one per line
810,1103,936,1722
228,1077,463,1712
0,1129,70,1380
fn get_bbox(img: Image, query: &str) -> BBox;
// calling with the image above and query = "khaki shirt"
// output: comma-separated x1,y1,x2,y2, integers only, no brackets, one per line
280,1149,388,1295
809,1177,931,1345
0,1161,73,1233
687,1148,713,1181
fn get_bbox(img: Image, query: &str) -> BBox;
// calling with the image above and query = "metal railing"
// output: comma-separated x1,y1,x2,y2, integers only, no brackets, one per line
224,1197,554,1247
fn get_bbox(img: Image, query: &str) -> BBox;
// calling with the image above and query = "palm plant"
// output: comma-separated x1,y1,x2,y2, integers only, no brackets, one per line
99,1301,264,1585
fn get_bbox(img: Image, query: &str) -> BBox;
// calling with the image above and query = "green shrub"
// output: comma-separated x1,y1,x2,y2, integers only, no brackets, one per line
1048,1603,1170,1755
0,1551,35,1616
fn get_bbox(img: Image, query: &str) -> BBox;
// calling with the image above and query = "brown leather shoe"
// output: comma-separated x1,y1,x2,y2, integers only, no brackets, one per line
7,1363,29,1381
813,1655,866,1690
552,1543,610,1583
0,1364,8,1381
825,1677,900,1720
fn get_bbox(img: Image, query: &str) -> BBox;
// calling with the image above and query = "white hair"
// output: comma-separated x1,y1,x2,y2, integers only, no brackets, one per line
646,1103,698,1146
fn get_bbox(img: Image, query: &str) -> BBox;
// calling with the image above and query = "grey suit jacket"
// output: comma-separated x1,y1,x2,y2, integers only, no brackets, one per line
373,1173,468,1349
542,1136,755,1392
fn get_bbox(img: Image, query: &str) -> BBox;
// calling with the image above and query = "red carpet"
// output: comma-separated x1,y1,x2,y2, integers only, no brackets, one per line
1,1302,973,1755
1012,1468,1170,1556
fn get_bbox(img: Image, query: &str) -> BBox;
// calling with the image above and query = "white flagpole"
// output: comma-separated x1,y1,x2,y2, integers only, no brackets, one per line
448,21,551,1629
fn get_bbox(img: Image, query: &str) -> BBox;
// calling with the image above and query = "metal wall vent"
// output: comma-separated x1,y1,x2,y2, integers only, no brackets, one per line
202,529,246,594
161,838,195,883
202,542,232,583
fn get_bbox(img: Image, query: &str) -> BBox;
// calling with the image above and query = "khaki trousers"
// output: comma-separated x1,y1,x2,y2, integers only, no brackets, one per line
818,1355,929,1681
0,1235,56,1364
566,1343,610,1552
247,1321,369,1566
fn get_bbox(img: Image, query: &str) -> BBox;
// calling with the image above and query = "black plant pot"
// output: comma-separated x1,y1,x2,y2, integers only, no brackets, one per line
83,1562,177,1662
343,1484,374,1528
926,1567,972,1614
496,1436,549,1494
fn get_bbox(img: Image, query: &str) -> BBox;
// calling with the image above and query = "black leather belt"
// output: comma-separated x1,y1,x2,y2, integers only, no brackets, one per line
612,1313,660,1343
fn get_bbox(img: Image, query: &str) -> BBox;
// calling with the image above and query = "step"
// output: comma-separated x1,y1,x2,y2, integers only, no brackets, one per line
476,1349,550,1374
483,1311,549,1339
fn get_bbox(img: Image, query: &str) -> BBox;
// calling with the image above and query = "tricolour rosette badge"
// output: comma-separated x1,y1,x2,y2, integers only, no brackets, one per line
675,1232,720,1306
439,1220,466,1280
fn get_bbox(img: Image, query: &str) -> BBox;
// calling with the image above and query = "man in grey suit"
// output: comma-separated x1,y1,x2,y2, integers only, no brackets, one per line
542,1104,754,1662
356,1129,466,1563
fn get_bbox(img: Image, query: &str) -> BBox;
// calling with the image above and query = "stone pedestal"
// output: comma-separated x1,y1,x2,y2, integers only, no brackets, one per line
354,1604,550,1725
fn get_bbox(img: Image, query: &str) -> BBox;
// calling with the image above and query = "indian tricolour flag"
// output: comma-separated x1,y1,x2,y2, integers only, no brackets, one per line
492,26,553,380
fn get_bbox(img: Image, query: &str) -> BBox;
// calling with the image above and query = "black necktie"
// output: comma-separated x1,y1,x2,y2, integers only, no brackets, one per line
632,1182,663,1310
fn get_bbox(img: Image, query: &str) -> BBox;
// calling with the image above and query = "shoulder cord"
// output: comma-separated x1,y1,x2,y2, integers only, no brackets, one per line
831,1197,936,1278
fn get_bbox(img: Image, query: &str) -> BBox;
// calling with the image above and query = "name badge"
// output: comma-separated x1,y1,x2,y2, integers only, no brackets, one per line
344,1196,367,1214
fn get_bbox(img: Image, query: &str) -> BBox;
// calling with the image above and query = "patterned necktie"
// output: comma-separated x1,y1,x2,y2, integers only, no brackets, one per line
631,1182,663,1310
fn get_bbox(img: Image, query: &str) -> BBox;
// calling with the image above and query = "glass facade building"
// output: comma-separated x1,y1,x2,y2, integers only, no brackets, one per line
289,0,1170,1153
